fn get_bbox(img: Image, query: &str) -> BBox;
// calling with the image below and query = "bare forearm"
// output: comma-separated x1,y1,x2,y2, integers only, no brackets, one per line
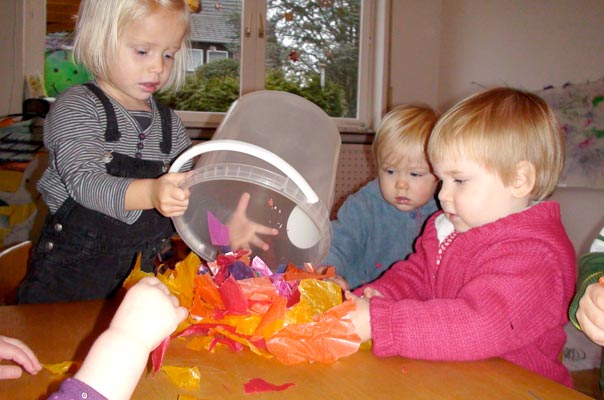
124,179,155,210
124,173,189,217
74,329,150,400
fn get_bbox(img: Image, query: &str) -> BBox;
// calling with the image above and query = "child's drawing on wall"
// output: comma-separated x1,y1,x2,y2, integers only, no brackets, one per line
539,78,604,189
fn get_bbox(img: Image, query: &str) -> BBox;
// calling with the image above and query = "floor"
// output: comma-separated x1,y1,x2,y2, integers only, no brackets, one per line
573,369,602,399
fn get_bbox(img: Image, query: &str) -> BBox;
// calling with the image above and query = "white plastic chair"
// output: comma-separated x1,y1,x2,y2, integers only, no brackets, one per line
0,240,31,305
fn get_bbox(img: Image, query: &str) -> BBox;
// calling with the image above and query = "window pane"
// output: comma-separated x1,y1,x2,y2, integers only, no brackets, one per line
186,49,204,72
168,0,362,120
207,50,229,62
265,0,361,118
158,1,242,113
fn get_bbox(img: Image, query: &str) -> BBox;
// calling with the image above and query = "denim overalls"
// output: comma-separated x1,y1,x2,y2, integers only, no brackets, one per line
17,84,175,303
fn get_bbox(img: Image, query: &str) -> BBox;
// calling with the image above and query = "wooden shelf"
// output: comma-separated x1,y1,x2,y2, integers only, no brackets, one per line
46,0,80,33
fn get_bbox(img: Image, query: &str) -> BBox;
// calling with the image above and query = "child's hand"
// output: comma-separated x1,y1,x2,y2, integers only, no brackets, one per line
316,266,350,291
0,336,41,379
151,172,190,217
362,286,384,299
577,282,604,346
228,192,278,251
109,277,188,352
345,291,372,342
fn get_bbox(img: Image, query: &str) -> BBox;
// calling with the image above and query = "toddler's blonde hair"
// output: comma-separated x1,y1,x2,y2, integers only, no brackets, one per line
427,87,564,201
372,104,440,168
73,0,190,92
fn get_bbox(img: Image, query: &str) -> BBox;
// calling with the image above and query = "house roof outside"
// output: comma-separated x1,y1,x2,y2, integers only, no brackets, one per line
190,0,241,45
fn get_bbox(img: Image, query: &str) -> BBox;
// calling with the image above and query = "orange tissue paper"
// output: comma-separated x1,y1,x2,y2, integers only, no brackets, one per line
123,250,361,370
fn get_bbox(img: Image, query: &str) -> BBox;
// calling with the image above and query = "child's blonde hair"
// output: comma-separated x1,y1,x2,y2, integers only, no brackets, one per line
427,87,564,201
73,0,190,92
372,104,440,167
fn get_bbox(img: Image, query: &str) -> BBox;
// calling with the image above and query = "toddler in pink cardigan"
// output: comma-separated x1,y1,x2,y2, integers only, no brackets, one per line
347,87,577,387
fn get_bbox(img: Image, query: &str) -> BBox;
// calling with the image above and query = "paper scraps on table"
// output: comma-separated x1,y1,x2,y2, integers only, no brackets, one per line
160,365,201,390
177,395,207,400
43,361,81,374
177,395,206,400
243,377,295,394
122,250,361,374
208,211,230,246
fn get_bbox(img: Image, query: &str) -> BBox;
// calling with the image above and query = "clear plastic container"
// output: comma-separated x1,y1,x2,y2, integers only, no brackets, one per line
170,90,341,269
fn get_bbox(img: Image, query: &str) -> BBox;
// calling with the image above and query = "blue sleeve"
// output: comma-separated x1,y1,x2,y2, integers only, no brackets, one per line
321,191,370,288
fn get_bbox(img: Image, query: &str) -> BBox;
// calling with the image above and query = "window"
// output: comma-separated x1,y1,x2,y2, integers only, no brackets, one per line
207,50,229,63
187,49,205,72
24,0,389,132
177,0,389,133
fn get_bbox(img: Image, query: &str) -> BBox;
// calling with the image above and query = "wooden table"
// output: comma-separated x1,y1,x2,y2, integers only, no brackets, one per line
0,300,593,399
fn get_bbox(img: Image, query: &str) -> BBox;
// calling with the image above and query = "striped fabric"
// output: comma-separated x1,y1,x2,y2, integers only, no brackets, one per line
38,83,192,225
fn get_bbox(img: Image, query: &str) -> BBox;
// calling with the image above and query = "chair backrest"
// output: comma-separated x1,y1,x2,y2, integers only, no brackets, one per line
0,241,32,305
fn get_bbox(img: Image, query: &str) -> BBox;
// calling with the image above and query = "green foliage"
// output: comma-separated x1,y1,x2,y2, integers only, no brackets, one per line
266,68,301,95
266,0,360,117
299,74,346,117
156,59,240,112
198,76,240,112
158,59,347,116
196,58,239,81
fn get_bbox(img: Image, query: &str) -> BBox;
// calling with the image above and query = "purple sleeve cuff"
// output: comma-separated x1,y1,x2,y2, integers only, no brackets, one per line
47,377,108,400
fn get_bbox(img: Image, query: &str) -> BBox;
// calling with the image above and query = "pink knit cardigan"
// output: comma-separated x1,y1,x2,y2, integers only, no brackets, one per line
357,201,576,387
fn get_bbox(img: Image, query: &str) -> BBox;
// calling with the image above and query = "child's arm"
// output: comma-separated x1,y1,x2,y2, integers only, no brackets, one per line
569,248,604,347
320,189,371,288
124,172,190,217
127,177,277,250
576,279,604,346
0,336,41,380
227,192,279,251
569,227,604,343
71,277,187,400
345,291,373,342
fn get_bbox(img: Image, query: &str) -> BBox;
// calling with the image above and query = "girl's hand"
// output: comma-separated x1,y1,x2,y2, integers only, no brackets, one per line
577,282,604,346
0,336,41,380
362,286,384,299
316,266,350,291
151,172,190,217
345,291,372,342
228,192,278,251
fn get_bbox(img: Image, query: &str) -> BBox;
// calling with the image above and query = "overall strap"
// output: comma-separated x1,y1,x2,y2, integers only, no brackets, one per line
83,82,120,142
84,83,172,155
155,99,172,155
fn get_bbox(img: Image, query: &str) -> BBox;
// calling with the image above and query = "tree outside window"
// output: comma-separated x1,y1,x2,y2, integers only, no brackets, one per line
157,0,361,120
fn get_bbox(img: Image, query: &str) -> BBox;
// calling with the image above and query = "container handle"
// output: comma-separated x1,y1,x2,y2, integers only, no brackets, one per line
169,139,319,204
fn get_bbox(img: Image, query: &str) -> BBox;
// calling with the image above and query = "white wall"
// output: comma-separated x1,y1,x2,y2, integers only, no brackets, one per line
437,0,604,109
389,0,442,108
1,0,23,116
0,0,45,117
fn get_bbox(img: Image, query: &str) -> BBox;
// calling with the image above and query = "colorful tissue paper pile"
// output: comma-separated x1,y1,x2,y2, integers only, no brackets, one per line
123,250,361,371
